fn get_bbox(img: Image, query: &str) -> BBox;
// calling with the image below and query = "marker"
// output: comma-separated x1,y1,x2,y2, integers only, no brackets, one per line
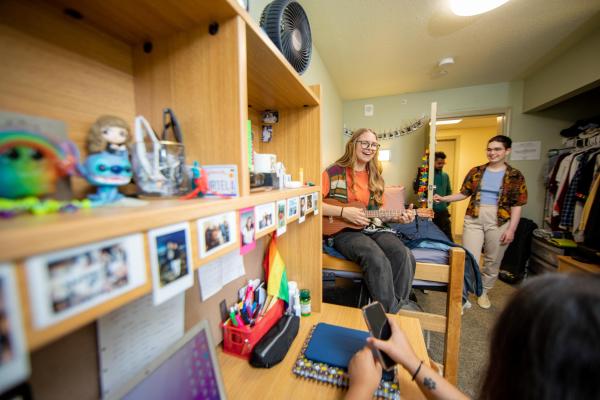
229,307,238,327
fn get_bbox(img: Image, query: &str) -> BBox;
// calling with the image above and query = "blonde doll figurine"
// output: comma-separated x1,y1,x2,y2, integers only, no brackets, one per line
86,115,131,156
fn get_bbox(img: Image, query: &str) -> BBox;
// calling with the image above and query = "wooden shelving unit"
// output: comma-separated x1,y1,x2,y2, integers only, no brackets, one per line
0,0,321,397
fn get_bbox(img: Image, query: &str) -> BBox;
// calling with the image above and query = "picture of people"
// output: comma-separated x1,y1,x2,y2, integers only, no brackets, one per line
198,211,237,259
47,243,130,313
148,224,193,305
312,192,319,215
276,200,287,236
239,207,256,255
26,234,146,327
0,264,29,394
287,197,299,219
155,231,188,288
307,193,313,210
299,195,307,223
255,202,276,235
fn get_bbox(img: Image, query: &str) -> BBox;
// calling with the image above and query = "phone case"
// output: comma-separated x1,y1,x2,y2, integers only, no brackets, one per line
361,302,396,371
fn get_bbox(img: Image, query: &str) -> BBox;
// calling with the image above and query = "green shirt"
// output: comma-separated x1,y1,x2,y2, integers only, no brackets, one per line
434,169,451,212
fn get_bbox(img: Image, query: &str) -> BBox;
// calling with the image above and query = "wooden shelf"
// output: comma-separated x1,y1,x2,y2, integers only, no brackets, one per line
0,187,320,261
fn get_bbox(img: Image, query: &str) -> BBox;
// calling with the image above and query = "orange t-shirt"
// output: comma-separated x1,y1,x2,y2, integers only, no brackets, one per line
322,167,372,207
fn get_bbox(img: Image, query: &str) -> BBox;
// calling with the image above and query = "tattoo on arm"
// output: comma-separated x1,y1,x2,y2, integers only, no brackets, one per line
423,377,437,390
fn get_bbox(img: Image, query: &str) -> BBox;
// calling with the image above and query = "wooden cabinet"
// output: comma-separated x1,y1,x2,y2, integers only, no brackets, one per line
0,0,321,397
557,256,600,274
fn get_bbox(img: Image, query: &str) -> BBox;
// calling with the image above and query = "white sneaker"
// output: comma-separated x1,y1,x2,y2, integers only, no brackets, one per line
461,299,472,315
477,292,491,309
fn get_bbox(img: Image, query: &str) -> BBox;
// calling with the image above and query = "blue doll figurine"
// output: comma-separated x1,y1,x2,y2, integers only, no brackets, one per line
79,151,132,204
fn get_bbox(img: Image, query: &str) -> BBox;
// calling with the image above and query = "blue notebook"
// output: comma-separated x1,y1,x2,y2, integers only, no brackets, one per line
304,323,369,368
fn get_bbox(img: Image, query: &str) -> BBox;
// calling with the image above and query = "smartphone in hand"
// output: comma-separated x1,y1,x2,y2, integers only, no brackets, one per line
361,301,396,371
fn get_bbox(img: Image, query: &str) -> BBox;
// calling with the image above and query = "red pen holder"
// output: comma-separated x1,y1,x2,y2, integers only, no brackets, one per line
222,300,284,360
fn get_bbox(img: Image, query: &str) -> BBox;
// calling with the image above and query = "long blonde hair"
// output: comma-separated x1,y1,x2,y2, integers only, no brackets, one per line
334,128,385,205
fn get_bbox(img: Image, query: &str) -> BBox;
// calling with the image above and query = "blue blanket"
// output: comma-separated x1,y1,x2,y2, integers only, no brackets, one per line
323,218,482,299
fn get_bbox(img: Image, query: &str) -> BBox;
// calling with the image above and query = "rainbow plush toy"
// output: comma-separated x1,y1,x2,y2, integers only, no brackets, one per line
0,130,77,199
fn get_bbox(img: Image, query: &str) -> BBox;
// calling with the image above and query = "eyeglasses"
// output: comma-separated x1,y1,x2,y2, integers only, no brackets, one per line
356,140,381,150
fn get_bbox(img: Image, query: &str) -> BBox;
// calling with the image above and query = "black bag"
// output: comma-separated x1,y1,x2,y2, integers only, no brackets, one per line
499,218,538,283
250,314,299,368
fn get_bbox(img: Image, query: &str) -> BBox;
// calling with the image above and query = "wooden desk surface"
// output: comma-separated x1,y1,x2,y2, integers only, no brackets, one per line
217,303,429,400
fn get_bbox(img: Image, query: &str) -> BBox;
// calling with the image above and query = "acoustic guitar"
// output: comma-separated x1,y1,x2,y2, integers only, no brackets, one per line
322,198,434,237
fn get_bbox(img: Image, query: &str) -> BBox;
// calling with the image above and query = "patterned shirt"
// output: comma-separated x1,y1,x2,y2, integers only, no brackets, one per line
460,163,527,226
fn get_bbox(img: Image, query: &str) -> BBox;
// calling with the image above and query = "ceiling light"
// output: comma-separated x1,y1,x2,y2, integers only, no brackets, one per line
438,57,455,68
429,119,462,126
450,0,509,16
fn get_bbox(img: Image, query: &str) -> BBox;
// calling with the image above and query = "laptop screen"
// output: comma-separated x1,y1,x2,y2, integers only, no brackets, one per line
110,320,226,400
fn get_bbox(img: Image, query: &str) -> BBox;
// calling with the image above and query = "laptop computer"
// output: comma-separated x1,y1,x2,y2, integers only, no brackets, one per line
106,320,226,400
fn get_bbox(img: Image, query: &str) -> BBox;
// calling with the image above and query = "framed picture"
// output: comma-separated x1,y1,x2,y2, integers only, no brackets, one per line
148,223,194,305
287,197,299,220
0,264,30,394
312,192,319,215
299,195,307,223
26,235,146,328
255,202,276,234
239,207,256,255
198,211,238,259
306,192,314,212
276,200,287,236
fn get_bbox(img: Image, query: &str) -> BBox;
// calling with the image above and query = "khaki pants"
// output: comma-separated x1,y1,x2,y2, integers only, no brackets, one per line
462,205,509,292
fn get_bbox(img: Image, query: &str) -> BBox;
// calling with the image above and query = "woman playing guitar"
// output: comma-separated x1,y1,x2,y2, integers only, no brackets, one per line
322,128,417,313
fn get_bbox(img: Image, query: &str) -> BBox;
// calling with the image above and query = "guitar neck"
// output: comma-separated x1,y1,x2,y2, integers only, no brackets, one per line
364,209,414,218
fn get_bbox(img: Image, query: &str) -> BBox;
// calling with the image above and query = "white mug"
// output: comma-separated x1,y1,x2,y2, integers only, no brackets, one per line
254,153,276,173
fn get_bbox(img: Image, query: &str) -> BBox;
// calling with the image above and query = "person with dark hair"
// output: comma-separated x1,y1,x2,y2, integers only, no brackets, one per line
433,135,527,309
322,128,416,313
431,151,453,241
346,274,600,400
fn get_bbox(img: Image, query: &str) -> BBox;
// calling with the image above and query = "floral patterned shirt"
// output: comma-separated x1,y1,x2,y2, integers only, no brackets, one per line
460,163,527,226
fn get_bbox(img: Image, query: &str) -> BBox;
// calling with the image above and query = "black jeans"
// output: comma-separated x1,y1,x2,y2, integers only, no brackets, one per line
433,209,453,242
332,231,416,313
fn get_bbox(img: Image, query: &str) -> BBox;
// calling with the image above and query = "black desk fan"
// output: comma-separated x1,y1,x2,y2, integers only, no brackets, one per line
260,0,312,75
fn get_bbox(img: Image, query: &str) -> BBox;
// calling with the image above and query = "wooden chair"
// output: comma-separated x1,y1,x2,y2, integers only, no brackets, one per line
322,246,465,384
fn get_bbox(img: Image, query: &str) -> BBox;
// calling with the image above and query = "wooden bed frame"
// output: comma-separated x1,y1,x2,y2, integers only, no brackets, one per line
322,247,465,384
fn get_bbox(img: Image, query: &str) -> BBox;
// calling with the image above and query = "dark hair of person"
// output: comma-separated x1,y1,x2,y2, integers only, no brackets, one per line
434,151,446,160
487,135,512,149
480,274,600,400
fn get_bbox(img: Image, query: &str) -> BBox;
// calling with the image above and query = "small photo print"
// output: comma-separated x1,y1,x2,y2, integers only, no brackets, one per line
276,200,287,236
299,195,307,223
255,202,276,234
261,125,273,142
148,223,194,305
198,211,238,259
262,110,279,124
26,235,147,328
287,197,299,219
312,192,319,215
307,193,313,211
239,207,256,255
0,264,29,393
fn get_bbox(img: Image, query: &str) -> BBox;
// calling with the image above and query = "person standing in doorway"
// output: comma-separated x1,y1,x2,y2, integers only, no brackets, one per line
432,152,453,242
433,135,527,309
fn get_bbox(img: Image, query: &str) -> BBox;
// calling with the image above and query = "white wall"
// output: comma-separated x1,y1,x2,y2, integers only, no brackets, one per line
249,0,344,168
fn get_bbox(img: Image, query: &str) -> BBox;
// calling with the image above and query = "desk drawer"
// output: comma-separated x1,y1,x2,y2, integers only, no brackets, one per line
531,238,565,267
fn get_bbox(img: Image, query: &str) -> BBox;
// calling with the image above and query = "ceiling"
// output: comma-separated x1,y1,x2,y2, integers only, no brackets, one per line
300,0,600,100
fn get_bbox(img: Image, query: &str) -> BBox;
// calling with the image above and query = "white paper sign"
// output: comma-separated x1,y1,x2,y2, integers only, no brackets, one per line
198,251,246,301
511,141,541,161
97,293,184,398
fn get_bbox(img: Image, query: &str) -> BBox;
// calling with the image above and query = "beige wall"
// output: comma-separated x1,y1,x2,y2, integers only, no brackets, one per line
249,0,344,168
343,81,570,226
437,127,495,236
523,27,600,112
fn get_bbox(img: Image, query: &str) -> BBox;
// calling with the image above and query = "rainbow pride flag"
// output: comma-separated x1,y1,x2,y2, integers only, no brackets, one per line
263,234,289,304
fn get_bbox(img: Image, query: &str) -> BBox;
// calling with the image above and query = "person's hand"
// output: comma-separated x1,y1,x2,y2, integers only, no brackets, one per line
347,347,382,396
367,317,419,372
500,228,515,245
397,203,415,224
433,194,444,203
342,207,370,227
